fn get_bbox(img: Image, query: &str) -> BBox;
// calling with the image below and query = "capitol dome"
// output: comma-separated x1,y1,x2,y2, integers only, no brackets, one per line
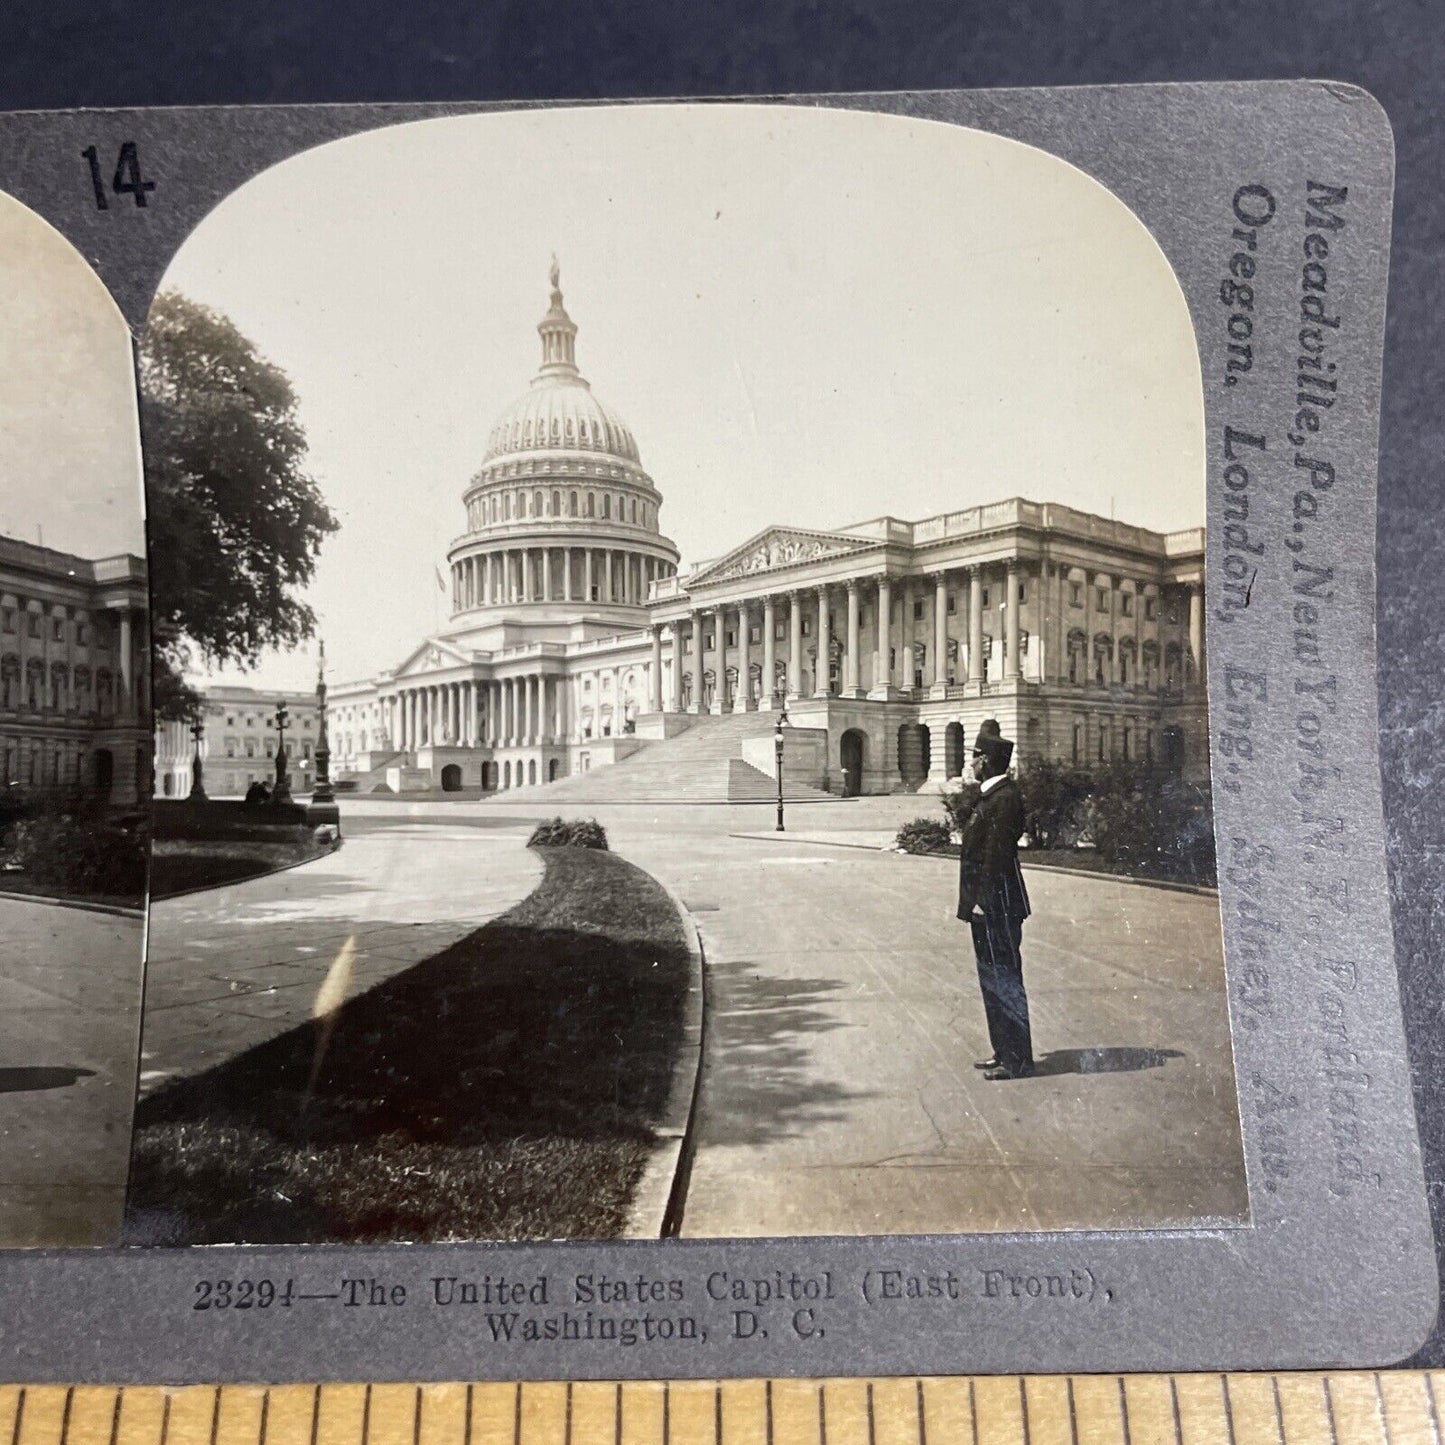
480,262,644,471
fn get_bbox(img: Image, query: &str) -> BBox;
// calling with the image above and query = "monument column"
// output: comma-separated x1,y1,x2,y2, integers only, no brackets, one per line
814,586,832,698
542,549,553,602
844,581,861,697
118,610,134,720
563,548,573,602
602,549,613,603
787,592,803,700
761,596,777,711
932,572,949,697
649,626,663,712
687,611,703,713
1006,562,1021,681
969,568,984,685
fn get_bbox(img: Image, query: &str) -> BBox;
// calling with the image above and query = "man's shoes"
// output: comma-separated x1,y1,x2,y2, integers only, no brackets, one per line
973,1056,1000,1070
983,1063,1036,1081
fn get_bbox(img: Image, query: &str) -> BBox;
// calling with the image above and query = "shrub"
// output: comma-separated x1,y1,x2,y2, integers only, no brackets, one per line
3,808,148,902
528,816,610,850
1018,757,1092,850
1086,761,1216,885
895,817,953,855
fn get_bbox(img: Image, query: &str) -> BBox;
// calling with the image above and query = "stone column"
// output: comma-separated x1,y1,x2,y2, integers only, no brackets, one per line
1189,583,1205,687
542,548,553,602
602,549,613,604
585,550,594,603
1006,562,1021,680
761,596,777,711
668,624,683,712
787,592,803,699
843,581,861,697
649,626,663,712
969,569,984,685
687,611,703,713
870,576,892,697
931,572,949,697
738,603,754,710
814,587,832,698
563,548,573,602
118,610,133,719
709,609,726,714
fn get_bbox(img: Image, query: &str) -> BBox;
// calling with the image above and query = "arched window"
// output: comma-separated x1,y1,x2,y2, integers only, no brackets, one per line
570,490,579,516
603,495,612,519
534,489,543,515
552,489,561,515
504,492,513,520
586,492,595,517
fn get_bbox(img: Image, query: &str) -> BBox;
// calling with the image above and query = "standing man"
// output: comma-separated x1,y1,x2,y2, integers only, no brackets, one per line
956,724,1035,1080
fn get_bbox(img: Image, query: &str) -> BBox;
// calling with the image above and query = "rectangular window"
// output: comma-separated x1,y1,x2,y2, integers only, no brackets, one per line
801,619,812,637
947,593,956,615
1018,582,1027,604
749,625,762,644
981,588,991,609
1069,582,1082,607
52,618,63,641
77,622,89,645
1,610,13,634
27,615,40,638
912,600,924,621
704,633,715,650
1097,587,1110,611
725,629,737,648
1145,597,1157,621
1121,593,1134,617
774,622,785,640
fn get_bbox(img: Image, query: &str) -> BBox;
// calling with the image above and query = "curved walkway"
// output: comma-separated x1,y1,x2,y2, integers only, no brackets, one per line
139,817,543,1097
0,897,143,1246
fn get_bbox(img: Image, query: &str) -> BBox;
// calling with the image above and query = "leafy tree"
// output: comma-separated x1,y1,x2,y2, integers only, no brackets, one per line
140,292,338,719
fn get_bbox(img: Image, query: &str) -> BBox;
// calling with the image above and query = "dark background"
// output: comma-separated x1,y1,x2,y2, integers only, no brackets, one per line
2,0,1441,1365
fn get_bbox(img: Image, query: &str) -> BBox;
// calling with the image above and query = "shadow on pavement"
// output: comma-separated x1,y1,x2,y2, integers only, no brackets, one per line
697,962,874,1146
1035,1046,1183,1076
0,1066,97,1093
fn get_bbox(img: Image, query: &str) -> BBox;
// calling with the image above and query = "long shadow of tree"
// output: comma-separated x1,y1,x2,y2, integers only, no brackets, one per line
692,958,873,1149
126,847,689,1245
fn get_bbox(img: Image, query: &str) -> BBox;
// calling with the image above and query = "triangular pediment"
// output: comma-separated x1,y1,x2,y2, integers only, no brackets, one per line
390,637,473,678
689,527,874,587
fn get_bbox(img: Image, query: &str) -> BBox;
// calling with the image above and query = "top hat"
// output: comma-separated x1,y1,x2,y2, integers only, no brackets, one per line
972,724,1014,773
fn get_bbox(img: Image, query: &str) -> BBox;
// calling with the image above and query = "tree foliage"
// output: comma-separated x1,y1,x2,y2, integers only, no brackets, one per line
141,292,338,719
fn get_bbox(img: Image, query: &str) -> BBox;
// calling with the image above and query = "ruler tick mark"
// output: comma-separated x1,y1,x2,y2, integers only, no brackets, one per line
361,1385,372,1445
258,1392,270,1445
613,1384,622,1445
866,1382,876,1445
1323,1377,1341,1445
1023,1378,1034,1445
108,1388,123,1445
1374,1373,1392,1445
715,1385,722,1445
412,1387,422,1445
1269,1377,1285,1445
464,1385,473,1445
1424,1374,1443,1445
1221,1376,1238,1445
308,1386,320,1445
1169,1378,1183,1445
512,1384,522,1445
159,1394,171,1445
60,1387,75,1445
9,1388,22,1445
819,1384,827,1445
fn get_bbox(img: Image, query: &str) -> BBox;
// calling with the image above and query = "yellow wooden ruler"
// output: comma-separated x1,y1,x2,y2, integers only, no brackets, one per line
0,1375,1440,1445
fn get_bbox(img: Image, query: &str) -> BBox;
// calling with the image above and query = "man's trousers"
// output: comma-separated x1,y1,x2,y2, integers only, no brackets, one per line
970,910,1033,1073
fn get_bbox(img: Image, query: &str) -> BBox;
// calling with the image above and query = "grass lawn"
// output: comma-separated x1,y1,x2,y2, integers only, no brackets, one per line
149,835,328,898
125,845,692,1244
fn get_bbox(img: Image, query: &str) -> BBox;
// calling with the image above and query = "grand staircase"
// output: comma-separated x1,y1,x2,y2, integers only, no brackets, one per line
502,712,837,804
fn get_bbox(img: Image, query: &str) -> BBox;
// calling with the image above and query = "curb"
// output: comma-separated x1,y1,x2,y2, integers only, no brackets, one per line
622,875,707,1241
0,887,143,919
1019,859,1219,897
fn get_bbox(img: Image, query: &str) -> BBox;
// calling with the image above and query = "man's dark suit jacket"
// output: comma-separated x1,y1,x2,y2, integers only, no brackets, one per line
955,776,1032,922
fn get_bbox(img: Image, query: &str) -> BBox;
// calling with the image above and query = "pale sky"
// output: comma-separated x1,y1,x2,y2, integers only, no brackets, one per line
158,103,1204,690
0,192,147,559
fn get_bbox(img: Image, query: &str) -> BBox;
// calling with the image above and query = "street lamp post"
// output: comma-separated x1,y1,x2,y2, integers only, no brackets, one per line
774,703,790,833
270,700,292,805
187,717,207,803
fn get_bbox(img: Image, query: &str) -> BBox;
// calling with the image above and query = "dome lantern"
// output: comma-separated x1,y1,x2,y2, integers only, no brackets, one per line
535,255,580,381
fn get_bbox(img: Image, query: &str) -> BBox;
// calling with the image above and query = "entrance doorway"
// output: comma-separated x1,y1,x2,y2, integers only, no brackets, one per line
440,763,462,791
840,729,866,797
896,724,931,789
92,749,113,797
548,759,560,782
944,721,965,778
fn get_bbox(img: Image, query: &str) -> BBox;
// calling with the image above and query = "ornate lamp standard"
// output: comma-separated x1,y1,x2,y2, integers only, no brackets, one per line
187,716,207,804
773,703,791,833
269,699,292,805
312,641,334,806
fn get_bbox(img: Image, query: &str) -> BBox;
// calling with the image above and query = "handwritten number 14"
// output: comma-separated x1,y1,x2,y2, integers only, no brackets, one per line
82,143,155,209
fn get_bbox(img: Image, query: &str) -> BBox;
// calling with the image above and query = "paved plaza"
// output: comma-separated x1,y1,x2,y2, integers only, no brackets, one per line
0,896,144,1246
139,819,544,1094
335,795,1250,1237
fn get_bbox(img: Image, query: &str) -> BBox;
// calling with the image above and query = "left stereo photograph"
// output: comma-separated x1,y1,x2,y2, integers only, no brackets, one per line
0,190,149,1246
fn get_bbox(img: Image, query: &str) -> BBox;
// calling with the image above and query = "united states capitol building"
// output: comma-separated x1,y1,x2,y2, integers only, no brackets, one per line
323,266,1208,799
